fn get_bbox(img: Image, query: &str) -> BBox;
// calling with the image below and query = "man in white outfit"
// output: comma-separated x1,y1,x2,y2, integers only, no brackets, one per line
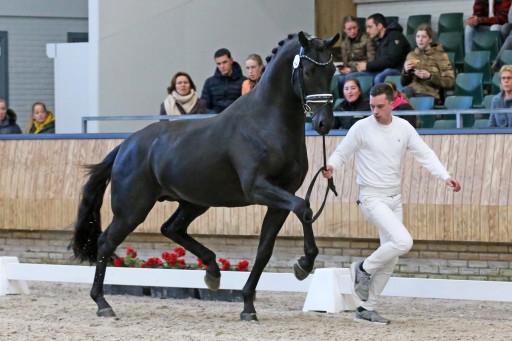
322,83,461,324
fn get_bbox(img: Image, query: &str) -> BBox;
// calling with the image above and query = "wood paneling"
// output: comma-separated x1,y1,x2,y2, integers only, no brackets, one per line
315,0,356,41
1,134,512,243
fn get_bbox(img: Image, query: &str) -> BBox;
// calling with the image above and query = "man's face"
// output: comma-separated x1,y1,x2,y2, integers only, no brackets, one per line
369,93,393,125
366,19,381,39
215,55,234,76
344,21,359,39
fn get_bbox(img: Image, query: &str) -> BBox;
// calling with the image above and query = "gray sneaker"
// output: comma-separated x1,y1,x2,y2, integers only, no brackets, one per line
350,261,371,301
354,308,390,325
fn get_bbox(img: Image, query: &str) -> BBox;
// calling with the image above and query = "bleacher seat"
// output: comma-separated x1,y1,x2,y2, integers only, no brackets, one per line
444,95,474,127
455,73,484,107
438,32,464,70
384,75,403,91
472,30,500,61
409,96,435,128
331,75,341,104
356,17,366,33
492,72,501,95
406,14,432,35
496,50,512,68
463,51,492,86
433,119,457,129
437,13,464,35
473,94,493,128
385,16,399,25
406,34,417,49
354,75,373,100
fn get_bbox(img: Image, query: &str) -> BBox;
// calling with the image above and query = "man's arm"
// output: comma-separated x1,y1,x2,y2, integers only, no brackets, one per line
200,79,213,109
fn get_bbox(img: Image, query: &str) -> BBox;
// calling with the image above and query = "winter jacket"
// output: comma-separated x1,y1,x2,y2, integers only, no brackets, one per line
488,91,512,127
473,0,511,26
0,109,22,134
400,43,455,99
341,32,376,72
333,96,370,129
367,21,411,72
200,61,247,113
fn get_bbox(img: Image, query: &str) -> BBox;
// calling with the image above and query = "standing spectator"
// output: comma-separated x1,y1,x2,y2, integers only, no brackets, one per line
0,99,22,134
351,13,411,85
201,48,246,113
333,78,370,129
465,0,511,55
322,83,461,324
26,102,55,134
160,72,208,115
401,24,455,102
489,64,512,127
242,54,264,95
337,15,376,93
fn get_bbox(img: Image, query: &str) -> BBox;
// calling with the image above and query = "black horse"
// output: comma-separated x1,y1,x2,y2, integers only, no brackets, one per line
70,31,339,321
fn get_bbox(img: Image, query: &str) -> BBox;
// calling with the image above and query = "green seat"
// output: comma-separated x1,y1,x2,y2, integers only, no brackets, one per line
473,30,500,61
473,94,492,127
497,49,512,67
438,12,464,35
409,96,435,128
438,32,464,69
444,95,474,127
455,73,483,107
385,16,399,26
356,17,366,33
331,75,341,103
406,34,417,49
473,119,489,128
446,52,456,70
492,72,501,95
482,94,494,109
433,119,457,129
463,51,492,86
384,75,403,91
406,14,432,35
353,75,373,100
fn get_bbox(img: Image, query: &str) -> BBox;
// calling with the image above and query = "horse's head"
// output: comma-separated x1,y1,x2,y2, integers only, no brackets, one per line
293,31,340,135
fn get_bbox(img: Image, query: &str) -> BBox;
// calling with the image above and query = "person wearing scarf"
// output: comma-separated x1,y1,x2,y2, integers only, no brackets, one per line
160,72,207,115
27,102,55,134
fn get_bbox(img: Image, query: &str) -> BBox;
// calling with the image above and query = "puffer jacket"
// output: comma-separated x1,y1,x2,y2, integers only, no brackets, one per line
0,109,22,134
341,32,376,72
366,21,411,72
400,43,455,99
473,0,511,25
200,61,246,114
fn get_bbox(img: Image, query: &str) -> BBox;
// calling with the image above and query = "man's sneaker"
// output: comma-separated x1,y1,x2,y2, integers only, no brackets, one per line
354,308,390,325
350,261,371,301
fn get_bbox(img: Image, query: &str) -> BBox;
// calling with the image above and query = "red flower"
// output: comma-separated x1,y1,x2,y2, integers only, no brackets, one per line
113,257,125,267
126,247,137,258
162,251,178,266
219,258,231,271
174,246,186,257
179,258,187,268
237,260,249,271
196,258,207,269
142,257,164,268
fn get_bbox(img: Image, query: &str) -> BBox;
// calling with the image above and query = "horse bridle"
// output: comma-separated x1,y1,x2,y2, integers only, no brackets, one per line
291,41,338,224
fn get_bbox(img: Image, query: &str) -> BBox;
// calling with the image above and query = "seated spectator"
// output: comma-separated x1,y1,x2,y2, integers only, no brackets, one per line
26,102,55,134
350,13,411,85
386,81,417,127
242,54,264,95
160,72,208,115
0,99,22,134
489,64,512,127
336,15,376,93
333,78,371,129
401,24,455,101
492,6,512,72
201,48,246,113
465,0,511,55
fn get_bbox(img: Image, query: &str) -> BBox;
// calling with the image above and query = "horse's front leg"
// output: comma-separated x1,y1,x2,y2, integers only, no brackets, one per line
293,220,318,280
240,208,289,321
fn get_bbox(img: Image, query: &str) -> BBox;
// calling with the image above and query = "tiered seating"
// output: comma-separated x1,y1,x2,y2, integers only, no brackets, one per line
455,73,484,107
463,51,492,86
409,96,435,128
443,95,474,127
473,94,493,128
384,75,403,91
472,30,500,61
437,12,464,35
438,32,464,71
406,14,432,35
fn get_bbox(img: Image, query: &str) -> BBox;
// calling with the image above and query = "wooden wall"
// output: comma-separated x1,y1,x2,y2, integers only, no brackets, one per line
1,134,511,243
315,0,355,41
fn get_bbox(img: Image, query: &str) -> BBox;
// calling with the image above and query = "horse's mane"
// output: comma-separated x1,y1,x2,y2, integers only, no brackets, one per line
265,33,297,65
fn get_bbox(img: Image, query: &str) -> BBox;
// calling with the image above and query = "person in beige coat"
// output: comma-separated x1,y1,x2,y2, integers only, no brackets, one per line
401,24,455,101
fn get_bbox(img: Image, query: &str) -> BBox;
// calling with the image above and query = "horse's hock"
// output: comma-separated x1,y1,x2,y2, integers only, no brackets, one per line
1,135,512,280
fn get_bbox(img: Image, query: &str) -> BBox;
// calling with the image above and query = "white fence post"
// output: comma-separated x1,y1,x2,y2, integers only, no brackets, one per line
0,257,29,295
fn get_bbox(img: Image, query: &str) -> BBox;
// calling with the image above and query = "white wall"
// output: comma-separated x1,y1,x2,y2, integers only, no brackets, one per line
92,0,314,133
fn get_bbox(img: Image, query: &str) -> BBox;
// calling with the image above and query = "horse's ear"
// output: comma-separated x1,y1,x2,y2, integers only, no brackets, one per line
298,31,309,48
325,33,340,49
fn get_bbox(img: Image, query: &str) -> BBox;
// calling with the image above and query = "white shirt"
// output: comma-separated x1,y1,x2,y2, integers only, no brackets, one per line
328,115,451,194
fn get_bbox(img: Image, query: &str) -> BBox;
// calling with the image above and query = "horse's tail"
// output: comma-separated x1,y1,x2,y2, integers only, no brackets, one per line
70,145,121,264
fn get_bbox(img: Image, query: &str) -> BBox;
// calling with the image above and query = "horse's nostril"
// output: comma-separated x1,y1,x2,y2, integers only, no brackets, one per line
319,121,325,128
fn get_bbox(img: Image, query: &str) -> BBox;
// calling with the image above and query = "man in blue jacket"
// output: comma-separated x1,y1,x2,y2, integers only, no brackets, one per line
351,13,411,85
201,48,246,114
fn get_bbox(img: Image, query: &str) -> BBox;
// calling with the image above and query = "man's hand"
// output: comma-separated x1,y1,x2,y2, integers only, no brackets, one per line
466,15,480,27
446,178,461,192
322,165,334,179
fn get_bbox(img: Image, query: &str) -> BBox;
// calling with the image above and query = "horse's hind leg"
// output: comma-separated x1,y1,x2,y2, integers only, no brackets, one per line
160,202,220,289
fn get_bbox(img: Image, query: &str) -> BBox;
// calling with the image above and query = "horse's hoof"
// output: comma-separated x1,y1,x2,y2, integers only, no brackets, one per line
204,273,220,291
293,262,310,281
240,312,258,322
96,307,116,317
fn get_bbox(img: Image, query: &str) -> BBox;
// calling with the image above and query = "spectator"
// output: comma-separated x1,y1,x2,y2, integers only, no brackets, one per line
0,99,22,134
465,0,511,55
337,15,376,93
350,13,411,85
489,64,512,127
333,78,370,129
26,102,55,134
201,48,246,113
242,54,264,95
401,24,455,102
160,72,208,115
385,81,417,128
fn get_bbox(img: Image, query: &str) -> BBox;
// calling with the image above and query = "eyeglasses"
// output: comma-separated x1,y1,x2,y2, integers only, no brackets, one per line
501,76,512,81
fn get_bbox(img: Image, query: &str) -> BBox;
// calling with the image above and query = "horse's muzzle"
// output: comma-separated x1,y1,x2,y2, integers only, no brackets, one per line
311,103,334,135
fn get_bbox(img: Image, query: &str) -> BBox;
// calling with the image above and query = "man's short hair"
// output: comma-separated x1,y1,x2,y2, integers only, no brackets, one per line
367,13,387,28
370,83,394,102
214,48,232,59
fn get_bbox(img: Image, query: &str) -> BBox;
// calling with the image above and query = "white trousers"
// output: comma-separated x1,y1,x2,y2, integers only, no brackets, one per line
357,192,413,311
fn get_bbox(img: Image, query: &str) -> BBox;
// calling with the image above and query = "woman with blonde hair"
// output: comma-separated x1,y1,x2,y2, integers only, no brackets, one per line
160,72,207,115
489,64,512,127
242,54,264,95
26,102,55,134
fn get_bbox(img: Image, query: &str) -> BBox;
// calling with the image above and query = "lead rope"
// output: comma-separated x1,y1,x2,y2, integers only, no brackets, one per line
303,134,338,224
